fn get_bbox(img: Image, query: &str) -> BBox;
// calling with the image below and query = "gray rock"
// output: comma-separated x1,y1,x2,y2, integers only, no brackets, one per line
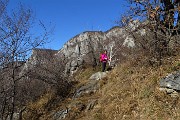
71,60,78,67
74,81,99,98
70,66,76,71
65,58,84,74
160,70,180,90
77,57,84,65
64,64,70,74
89,72,107,81
71,71,108,98
6,113,19,120
53,108,69,120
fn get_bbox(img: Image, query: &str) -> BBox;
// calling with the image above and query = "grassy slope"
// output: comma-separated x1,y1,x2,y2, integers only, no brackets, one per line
24,55,180,120
77,55,180,120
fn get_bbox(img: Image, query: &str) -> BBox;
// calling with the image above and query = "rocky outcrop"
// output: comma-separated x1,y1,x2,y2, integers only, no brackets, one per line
89,71,107,81
24,22,143,74
56,31,106,74
56,26,134,74
22,48,58,72
73,80,100,98
160,70,180,90
53,108,69,120
159,70,180,97
74,72,107,98
51,71,107,120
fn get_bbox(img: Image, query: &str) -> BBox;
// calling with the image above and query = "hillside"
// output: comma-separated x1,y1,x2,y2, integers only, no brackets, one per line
15,20,179,120
23,54,180,120
1,21,179,120
78,56,180,120
2,1,180,119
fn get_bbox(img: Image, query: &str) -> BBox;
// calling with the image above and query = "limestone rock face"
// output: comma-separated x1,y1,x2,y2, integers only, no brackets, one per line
24,25,142,74
56,27,135,74
56,31,104,58
20,48,58,75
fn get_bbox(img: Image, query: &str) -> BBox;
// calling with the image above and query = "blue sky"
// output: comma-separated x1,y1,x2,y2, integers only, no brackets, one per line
8,0,128,50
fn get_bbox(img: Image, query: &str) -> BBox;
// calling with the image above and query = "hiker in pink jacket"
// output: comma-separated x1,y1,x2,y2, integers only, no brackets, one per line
100,50,108,72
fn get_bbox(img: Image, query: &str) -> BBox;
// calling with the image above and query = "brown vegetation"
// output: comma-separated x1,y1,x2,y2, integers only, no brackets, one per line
21,53,180,120
76,54,180,120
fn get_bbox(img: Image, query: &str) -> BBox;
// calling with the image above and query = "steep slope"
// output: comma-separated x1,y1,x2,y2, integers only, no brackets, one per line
20,20,180,119
24,55,180,120
76,56,180,120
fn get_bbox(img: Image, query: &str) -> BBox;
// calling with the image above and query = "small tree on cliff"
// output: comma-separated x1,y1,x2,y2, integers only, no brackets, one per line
0,1,52,119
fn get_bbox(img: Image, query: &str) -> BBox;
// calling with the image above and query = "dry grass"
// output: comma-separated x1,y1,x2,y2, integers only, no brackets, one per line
23,91,56,120
75,65,101,80
23,55,180,120
23,65,102,120
78,55,180,120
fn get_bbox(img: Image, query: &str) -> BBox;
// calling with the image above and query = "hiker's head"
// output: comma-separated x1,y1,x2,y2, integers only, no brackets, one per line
104,50,107,54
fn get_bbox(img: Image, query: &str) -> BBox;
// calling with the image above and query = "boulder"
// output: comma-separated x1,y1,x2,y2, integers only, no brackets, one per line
89,72,107,81
73,71,108,98
160,70,180,90
73,81,99,98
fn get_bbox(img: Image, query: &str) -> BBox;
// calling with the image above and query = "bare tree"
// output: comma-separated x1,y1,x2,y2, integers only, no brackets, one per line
119,0,180,65
0,2,51,119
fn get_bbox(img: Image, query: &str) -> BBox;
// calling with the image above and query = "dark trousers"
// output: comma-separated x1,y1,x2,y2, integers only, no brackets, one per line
102,62,106,72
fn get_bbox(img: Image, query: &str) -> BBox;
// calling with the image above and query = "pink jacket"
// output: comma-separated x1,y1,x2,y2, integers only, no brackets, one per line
100,53,108,62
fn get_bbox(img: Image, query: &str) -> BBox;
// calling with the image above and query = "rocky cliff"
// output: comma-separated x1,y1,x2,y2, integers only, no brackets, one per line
25,22,142,74
55,26,136,74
